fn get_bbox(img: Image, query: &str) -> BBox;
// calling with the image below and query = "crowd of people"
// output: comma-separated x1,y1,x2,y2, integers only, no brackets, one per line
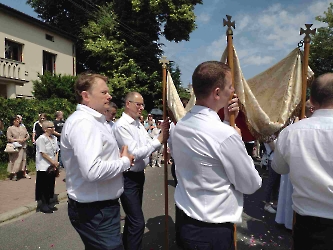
2,64,332,249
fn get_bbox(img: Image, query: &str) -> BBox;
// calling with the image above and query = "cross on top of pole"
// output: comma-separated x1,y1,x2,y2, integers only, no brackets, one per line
159,56,169,69
223,15,235,35
300,24,316,43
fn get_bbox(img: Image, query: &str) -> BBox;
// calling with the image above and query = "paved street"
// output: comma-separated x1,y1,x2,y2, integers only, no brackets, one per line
0,164,292,250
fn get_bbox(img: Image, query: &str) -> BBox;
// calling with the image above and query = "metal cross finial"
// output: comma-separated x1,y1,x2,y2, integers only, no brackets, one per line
300,24,316,43
223,15,235,35
159,56,169,69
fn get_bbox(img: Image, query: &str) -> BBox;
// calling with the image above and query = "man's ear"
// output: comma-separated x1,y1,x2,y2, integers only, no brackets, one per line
214,88,220,98
81,91,89,102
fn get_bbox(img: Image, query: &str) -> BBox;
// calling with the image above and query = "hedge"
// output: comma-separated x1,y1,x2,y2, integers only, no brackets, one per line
0,97,76,164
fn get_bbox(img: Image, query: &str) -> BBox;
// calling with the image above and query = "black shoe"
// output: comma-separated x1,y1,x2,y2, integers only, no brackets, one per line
48,205,58,211
40,205,53,214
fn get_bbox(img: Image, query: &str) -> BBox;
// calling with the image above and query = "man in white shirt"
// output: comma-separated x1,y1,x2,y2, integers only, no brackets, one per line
61,73,134,250
172,61,262,249
113,92,169,250
272,73,333,250
105,102,118,127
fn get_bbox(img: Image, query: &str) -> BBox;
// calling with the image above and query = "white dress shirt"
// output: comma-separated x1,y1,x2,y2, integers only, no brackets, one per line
272,109,333,220
61,104,130,203
172,105,262,223
113,112,161,172
36,134,59,171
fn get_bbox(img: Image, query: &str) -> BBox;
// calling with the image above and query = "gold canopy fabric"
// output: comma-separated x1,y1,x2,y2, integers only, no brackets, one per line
167,47,314,140
220,46,314,139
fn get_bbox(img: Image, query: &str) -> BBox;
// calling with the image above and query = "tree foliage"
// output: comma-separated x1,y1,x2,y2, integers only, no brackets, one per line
309,3,333,76
27,0,202,110
32,72,78,103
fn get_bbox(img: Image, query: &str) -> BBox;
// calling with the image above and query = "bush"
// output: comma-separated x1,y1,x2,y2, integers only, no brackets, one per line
0,97,76,164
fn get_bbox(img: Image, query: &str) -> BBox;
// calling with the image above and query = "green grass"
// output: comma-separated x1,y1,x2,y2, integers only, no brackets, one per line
0,160,36,180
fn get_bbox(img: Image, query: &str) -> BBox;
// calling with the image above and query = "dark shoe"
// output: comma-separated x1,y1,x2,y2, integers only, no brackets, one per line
48,205,58,211
40,205,53,214
12,175,18,181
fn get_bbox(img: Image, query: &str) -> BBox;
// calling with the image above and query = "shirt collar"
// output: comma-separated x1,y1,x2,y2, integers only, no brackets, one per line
189,105,222,122
121,112,140,126
311,109,333,118
77,104,106,122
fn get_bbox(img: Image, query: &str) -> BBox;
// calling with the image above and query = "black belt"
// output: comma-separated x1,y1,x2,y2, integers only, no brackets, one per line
296,213,333,226
179,208,233,229
68,197,119,208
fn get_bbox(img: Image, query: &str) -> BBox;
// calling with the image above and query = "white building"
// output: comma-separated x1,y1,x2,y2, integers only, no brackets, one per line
0,3,76,99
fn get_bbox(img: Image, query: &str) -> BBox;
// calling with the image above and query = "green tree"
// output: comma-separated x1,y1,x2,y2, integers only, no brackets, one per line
27,0,202,110
309,3,333,76
32,72,78,103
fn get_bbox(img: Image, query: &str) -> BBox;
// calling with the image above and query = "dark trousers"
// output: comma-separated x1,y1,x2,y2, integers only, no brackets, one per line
68,198,123,250
178,208,235,250
121,171,145,250
264,160,280,203
35,171,55,203
294,213,333,250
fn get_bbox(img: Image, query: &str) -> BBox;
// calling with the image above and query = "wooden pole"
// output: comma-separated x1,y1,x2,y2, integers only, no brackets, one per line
291,24,316,250
159,55,169,250
223,15,236,128
300,24,316,119
223,15,237,250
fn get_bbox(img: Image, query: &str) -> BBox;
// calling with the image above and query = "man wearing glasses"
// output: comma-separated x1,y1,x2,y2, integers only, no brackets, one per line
113,91,169,250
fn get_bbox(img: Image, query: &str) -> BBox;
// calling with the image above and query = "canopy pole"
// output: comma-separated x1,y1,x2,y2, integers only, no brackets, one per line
159,55,169,250
223,15,237,250
300,24,316,119
223,15,236,128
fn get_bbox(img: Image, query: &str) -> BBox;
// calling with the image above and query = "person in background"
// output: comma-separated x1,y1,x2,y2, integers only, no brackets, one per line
35,120,59,213
6,116,30,181
32,113,47,144
16,115,25,127
144,113,156,134
150,120,162,168
53,111,65,168
105,102,118,127
272,73,333,249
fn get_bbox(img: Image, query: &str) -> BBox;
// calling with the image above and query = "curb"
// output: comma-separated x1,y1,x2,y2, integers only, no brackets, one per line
0,191,68,224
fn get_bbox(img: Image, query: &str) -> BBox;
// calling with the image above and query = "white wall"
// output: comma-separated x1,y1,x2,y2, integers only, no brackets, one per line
0,11,75,97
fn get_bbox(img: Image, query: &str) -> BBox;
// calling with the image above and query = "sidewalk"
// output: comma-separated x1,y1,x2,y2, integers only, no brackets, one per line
0,170,67,223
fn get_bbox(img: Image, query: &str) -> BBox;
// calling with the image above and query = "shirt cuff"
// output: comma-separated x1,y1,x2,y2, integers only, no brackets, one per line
121,156,131,172
152,138,162,149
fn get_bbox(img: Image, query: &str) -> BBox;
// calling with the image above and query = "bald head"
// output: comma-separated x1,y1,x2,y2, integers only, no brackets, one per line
311,73,333,108
125,92,142,102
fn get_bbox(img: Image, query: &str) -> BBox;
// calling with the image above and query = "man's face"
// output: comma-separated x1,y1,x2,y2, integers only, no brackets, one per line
125,94,145,120
218,72,234,108
105,107,117,122
85,78,112,114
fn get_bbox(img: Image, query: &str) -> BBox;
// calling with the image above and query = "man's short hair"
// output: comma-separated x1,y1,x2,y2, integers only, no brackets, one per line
125,92,141,102
75,73,108,103
109,102,118,109
311,73,333,107
55,111,63,118
192,61,231,100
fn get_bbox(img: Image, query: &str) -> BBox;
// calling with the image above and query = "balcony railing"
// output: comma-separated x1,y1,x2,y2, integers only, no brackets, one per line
0,57,27,81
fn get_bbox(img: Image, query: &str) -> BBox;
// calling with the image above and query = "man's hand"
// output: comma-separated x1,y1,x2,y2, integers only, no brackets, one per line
158,119,170,144
224,94,240,122
121,145,135,166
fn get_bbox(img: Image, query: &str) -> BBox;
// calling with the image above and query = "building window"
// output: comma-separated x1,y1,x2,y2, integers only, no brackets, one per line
43,51,56,75
5,39,23,62
45,34,54,42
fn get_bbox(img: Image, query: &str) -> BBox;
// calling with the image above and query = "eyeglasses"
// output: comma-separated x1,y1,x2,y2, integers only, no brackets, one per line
128,101,145,108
